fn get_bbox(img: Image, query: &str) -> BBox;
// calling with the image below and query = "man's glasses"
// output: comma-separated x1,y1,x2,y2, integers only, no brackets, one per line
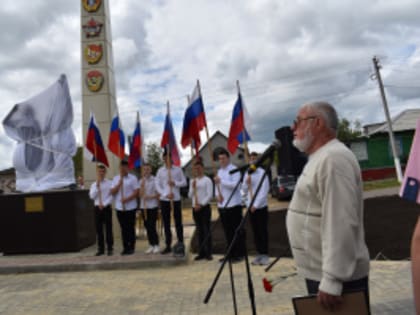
293,116,317,127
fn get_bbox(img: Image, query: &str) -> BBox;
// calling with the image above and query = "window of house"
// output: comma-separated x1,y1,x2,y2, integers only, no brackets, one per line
388,136,403,158
350,141,368,161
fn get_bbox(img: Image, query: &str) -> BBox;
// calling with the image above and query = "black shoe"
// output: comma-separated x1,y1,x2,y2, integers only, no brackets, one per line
161,247,171,255
194,255,205,261
206,255,213,261
95,250,104,256
107,249,113,256
172,242,185,257
121,249,129,255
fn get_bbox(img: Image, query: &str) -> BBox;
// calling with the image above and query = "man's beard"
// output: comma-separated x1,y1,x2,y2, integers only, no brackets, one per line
293,128,314,153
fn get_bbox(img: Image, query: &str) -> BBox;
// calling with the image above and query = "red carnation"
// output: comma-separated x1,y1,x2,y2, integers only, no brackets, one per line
262,272,298,293
262,277,273,293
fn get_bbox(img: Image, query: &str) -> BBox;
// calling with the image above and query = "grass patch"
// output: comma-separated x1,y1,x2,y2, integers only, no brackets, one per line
363,178,400,191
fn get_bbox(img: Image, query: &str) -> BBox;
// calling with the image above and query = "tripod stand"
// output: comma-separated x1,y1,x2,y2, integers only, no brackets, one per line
204,156,273,315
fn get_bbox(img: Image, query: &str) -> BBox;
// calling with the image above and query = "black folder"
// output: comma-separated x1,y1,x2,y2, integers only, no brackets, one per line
292,290,370,315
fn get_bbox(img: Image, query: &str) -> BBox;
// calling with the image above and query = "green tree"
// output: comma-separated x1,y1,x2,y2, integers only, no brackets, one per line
337,118,362,144
73,146,83,177
145,142,163,174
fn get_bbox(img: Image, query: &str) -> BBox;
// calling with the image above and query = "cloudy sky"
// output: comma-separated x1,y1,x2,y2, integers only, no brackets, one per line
1,0,420,169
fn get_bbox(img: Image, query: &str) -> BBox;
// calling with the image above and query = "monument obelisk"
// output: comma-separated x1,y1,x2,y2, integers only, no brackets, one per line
81,0,119,183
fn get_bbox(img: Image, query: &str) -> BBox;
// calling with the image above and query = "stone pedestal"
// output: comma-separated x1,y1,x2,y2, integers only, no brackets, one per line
0,190,95,254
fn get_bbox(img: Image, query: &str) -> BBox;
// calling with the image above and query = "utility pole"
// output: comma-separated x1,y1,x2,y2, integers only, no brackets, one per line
372,56,403,182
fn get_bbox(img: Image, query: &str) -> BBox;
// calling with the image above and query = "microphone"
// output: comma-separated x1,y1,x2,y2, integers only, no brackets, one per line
229,140,281,174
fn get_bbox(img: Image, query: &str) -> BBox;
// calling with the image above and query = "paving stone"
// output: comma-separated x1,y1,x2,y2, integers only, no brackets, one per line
0,207,415,314
0,258,414,314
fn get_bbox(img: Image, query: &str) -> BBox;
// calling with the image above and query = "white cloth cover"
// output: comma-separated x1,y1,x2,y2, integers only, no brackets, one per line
2,74,76,192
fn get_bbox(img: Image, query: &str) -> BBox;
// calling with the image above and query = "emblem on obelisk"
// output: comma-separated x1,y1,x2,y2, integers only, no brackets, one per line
86,70,104,92
82,0,102,13
85,44,103,64
82,18,103,38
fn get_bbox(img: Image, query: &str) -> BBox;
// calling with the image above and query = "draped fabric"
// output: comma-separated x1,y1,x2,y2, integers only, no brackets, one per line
2,74,76,192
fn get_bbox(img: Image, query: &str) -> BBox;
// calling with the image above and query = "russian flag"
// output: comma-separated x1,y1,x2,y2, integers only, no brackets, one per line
181,84,207,149
108,111,125,159
128,112,142,169
85,112,109,167
227,93,251,154
400,118,420,203
160,104,181,166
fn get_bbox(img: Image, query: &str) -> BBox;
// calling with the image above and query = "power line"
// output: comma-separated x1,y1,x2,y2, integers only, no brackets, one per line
384,84,420,89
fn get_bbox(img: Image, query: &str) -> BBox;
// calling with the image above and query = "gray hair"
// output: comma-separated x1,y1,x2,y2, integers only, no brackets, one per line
303,101,338,134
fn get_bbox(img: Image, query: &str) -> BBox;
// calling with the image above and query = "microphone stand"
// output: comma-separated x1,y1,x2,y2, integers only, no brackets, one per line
206,169,246,315
195,142,280,261
204,155,273,315
264,256,281,273
264,247,290,273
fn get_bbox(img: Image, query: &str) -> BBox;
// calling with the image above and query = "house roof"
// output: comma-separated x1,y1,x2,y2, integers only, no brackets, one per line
182,130,244,170
367,108,420,136
0,168,14,176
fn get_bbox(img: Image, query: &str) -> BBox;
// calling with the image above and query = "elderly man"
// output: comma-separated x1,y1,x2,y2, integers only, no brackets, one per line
412,219,420,314
286,101,370,311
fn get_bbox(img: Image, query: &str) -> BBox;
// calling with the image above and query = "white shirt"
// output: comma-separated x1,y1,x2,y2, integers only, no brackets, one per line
217,163,242,208
89,178,113,207
155,166,187,201
241,167,269,209
139,175,159,209
188,175,213,207
111,173,140,211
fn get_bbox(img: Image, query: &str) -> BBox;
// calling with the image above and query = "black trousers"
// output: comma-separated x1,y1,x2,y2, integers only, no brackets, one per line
249,206,268,255
218,205,245,259
192,204,212,258
141,208,159,246
160,200,183,248
116,209,136,252
306,276,370,311
94,205,113,251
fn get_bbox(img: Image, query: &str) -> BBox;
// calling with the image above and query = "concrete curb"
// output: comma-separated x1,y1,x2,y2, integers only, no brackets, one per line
0,254,190,275
0,230,193,274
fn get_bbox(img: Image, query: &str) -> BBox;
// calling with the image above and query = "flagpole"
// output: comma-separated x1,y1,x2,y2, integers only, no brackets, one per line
197,80,222,198
237,80,253,203
166,101,175,214
89,111,103,207
138,111,147,222
187,95,199,208
191,141,200,208
90,108,103,210
117,109,125,211
93,137,103,208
